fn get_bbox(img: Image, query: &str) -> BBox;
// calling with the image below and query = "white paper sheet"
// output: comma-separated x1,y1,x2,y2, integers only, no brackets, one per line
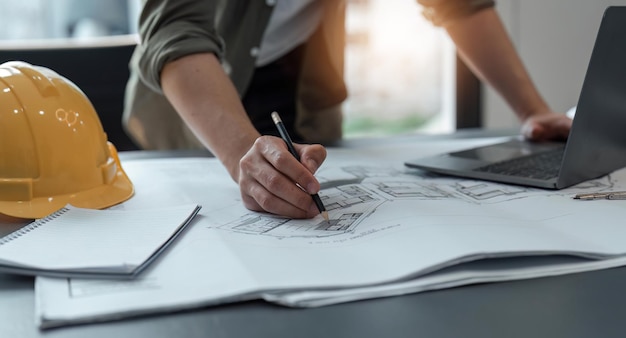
0,204,200,278
35,137,626,328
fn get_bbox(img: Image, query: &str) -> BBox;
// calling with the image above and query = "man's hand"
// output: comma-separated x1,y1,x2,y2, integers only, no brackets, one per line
445,8,573,142
238,136,327,219
521,112,572,141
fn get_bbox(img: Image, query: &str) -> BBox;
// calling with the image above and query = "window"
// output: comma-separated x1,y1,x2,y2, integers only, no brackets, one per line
0,0,139,40
344,0,456,138
0,0,141,151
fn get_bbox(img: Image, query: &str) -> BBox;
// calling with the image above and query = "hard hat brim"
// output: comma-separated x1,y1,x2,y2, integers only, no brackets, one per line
0,143,134,219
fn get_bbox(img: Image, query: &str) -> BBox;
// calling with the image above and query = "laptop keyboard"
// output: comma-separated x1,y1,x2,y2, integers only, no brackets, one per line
473,149,564,180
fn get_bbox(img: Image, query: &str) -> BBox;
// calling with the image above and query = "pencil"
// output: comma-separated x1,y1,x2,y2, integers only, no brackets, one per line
271,111,329,221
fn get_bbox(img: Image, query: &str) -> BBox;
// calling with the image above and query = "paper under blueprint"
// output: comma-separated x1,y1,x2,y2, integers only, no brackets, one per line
35,137,626,328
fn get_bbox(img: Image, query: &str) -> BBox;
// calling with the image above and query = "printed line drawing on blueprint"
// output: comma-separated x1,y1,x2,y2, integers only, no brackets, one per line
216,183,386,239
366,177,530,204
437,172,619,202
333,165,534,204
351,165,623,202
211,165,626,239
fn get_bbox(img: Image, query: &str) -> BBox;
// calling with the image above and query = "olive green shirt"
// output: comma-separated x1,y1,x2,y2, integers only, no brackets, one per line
123,0,495,150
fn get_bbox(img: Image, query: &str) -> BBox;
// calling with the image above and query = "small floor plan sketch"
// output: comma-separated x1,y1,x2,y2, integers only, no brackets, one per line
322,185,378,210
372,181,451,199
216,183,384,239
217,211,369,239
449,180,529,202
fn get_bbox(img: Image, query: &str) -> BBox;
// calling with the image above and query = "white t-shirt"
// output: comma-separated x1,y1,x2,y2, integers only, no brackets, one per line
256,0,324,66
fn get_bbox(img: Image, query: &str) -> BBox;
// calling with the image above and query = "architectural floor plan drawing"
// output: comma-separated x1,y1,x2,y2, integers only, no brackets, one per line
323,165,538,203
209,162,623,240
218,212,368,239
216,183,385,239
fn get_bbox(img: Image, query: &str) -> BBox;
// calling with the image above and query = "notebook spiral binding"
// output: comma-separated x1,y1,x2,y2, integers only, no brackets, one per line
0,207,70,245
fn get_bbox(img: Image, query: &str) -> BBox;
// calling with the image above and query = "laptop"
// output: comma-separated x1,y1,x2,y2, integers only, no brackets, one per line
405,6,626,190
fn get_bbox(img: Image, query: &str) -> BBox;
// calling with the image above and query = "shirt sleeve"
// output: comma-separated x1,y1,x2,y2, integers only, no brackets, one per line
135,0,225,93
417,0,495,26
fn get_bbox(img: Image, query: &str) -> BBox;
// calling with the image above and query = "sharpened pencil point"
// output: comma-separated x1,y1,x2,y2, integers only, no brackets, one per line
321,211,329,222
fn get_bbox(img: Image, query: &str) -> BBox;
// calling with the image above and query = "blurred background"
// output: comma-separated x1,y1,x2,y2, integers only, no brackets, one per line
0,0,453,140
0,0,139,39
1,0,618,140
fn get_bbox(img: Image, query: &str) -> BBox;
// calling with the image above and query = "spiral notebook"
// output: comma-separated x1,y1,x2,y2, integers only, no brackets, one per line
0,204,201,279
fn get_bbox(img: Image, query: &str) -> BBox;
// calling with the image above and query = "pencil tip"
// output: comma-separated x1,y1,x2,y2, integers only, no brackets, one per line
321,211,329,222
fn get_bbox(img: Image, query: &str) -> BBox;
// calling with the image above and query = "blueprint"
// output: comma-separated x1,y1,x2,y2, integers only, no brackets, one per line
35,137,626,328
209,160,619,242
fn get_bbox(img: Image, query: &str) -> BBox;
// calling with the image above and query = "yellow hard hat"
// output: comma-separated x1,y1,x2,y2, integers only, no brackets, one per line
0,61,134,219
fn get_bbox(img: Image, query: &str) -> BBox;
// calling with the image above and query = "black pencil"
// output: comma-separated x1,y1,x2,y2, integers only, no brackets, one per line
271,111,329,221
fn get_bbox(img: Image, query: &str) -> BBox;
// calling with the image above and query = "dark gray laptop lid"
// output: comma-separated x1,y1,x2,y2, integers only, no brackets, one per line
556,6,626,188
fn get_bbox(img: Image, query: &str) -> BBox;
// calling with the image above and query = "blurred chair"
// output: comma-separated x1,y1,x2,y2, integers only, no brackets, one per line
0,35,139,151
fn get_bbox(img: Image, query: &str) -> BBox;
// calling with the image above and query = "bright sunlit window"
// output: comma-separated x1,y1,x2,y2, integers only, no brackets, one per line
343,0,455,138
0,0,139,40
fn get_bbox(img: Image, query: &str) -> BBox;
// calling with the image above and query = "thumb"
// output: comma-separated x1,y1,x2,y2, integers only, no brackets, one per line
295,144,327,174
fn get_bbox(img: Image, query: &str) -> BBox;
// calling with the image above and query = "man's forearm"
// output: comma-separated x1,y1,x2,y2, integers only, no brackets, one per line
445,7,551,121
161,53,260,181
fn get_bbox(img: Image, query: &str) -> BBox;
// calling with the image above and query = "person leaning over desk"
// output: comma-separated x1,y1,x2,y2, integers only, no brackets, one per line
123,0,572,220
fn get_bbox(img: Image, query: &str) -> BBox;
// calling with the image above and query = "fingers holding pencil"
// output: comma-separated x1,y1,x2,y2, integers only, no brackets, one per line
271,112,329,221
238,135,327,219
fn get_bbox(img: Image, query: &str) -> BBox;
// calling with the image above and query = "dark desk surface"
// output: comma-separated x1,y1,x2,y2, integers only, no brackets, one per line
2,130,624,338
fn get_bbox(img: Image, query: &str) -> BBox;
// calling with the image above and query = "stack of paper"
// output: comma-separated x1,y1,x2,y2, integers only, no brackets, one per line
34,138,626,328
